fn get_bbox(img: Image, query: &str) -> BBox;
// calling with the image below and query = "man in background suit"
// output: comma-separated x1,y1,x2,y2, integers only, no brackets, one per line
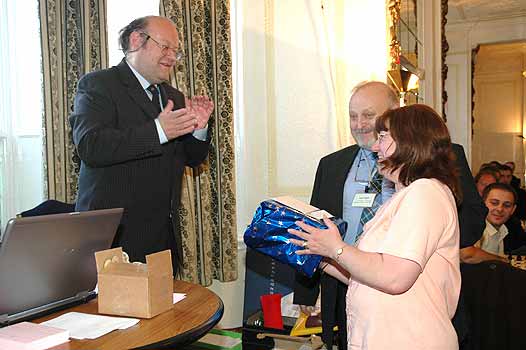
293,81,487,349
504,161,521,189
70,16,213,275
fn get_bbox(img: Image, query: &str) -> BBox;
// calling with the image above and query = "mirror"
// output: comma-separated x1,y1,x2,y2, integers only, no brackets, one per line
399,0,420,67
388,0,423,105
444,0,526,180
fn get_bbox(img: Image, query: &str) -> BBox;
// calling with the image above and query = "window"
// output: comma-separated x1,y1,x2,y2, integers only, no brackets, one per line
107,0,160,66
0,0,44,229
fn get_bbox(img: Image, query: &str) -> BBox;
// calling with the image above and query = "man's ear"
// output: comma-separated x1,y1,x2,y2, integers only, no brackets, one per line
128,31,144,52
511,204,517,216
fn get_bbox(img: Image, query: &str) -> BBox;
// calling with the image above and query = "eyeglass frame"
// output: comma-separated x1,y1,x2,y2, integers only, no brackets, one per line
377,131,395,157
138,31,184,60
377,131,391,143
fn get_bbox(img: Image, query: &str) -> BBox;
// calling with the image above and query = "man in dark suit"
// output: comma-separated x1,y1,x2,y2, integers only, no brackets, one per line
499,163,526,222
70,16,213,275
293,81,487,349
504,161,521,189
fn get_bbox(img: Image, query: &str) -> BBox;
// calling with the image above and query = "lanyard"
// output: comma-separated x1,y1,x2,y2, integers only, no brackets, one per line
355,149,376,185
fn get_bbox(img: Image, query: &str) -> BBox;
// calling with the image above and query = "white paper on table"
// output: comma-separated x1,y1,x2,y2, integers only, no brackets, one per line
41,312,139,340
173,293,186,304
281,292,300,318
273,195,334,220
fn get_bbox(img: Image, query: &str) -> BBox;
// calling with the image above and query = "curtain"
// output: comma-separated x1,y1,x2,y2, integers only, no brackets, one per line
161,0,237,286
39,0,108,202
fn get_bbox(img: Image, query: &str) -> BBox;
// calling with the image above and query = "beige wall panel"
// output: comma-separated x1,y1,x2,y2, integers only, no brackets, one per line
267,0,338,197
471,44,525,175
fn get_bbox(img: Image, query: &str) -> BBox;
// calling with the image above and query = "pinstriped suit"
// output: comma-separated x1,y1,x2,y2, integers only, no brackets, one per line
70,59,210,274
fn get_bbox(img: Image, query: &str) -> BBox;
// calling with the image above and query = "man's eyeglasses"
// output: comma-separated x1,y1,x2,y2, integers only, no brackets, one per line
139,32,183,60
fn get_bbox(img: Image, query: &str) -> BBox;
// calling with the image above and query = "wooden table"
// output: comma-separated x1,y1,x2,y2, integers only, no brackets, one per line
34,280,224,349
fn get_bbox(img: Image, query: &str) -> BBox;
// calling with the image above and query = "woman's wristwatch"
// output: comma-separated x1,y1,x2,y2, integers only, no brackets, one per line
334,245,346,262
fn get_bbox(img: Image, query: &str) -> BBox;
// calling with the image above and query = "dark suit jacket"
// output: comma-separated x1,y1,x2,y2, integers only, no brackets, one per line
70,60,210,272
511,175,521,190
293,144,359,349
453,144,488,248
293,143,486,349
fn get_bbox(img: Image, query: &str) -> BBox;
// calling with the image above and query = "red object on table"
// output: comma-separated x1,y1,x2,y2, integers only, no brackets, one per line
260,294,284,329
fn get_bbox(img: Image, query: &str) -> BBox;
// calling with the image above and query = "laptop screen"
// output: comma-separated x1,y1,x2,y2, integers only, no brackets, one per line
0,208,123,325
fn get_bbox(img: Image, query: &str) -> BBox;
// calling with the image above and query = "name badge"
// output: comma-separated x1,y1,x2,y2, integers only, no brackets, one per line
352,193,376,208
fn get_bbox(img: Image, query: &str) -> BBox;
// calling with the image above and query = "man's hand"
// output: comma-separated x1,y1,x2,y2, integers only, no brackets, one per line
158,100,198,140
185,95,214,129
460,246,509,264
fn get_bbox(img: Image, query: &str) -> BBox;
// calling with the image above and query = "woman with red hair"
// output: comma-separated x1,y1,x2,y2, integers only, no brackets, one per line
290,104,461,349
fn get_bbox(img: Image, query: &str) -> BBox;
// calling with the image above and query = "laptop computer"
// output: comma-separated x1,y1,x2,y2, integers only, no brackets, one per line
0,208,123,326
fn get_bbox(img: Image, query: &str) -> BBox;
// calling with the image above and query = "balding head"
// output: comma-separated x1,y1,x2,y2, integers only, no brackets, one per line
122,16,180,84
350,81,399,109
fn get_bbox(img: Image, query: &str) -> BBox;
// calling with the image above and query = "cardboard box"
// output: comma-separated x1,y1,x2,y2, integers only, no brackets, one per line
95,248,174,318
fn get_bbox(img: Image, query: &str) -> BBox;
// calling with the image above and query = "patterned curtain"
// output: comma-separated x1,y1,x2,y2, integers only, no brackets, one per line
160,0,237,286
38,0,107,202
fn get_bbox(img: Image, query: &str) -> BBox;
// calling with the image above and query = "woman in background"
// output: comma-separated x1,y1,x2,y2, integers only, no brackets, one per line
290,104,461,349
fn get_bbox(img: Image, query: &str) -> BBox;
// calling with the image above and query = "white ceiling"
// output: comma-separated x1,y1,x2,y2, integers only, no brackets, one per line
448,0,526,23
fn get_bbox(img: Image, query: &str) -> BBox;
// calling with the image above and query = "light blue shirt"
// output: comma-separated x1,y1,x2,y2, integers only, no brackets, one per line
342,148,395,244
126,60,208,143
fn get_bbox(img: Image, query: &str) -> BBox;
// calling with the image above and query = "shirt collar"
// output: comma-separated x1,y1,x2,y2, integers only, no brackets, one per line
126,59,151,91
485,219,509,238
360,148,377,162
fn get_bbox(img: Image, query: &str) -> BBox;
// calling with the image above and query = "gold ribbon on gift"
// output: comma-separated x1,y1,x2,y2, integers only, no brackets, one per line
102,250,144,269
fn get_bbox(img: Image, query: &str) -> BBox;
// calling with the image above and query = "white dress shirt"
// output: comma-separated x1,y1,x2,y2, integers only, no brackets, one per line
475,220,509,256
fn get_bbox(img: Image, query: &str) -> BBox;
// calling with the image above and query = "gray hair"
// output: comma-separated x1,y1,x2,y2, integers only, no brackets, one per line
349,81,399,109
118,16,154,54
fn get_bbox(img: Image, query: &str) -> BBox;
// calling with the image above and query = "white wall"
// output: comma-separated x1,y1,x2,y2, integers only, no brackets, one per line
419,0,444,112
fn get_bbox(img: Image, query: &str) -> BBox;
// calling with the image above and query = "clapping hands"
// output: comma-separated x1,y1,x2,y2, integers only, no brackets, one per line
185,96,214,130
158,95,214,140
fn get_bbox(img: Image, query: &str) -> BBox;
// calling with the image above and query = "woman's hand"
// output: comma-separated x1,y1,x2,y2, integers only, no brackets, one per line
288,217,345,259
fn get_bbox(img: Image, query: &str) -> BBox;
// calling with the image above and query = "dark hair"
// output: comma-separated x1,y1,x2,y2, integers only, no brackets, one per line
474,168,499,184
498,164,512,173
118,16,153,54
479,163,499,172
482,182,517,203
375,104,461,202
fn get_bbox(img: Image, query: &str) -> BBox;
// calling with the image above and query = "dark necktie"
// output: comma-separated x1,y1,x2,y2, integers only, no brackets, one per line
356,153,383,242
147,84,161,113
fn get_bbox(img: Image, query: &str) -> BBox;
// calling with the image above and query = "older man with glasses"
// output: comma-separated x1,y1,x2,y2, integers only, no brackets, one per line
70,16,213,275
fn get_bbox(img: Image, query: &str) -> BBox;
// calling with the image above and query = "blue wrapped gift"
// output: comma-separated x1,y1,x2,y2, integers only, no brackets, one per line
243,196,347,278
